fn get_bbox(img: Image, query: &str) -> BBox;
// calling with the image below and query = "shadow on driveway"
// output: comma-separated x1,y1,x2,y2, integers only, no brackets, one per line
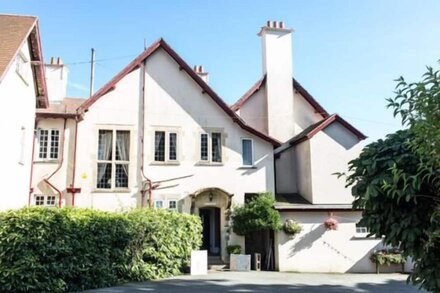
82,272,424,293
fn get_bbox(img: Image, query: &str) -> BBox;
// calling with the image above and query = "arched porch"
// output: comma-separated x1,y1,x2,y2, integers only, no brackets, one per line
190,187,234,261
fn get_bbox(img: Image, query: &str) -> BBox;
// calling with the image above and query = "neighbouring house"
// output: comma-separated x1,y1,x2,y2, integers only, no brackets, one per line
0,14,48,210
2,15,409,273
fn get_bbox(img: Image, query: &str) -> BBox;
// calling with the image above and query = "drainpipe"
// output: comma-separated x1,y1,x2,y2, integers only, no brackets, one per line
139,60,152,208
67,116,81,207
28,124,37,206
44,118,67,208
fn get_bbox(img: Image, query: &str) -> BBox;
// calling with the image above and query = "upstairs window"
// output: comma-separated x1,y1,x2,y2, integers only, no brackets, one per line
38,129,59,160
154,131,178,162
96,129,130,189
16,53,29,84
241,138,253,166
200,131,223,163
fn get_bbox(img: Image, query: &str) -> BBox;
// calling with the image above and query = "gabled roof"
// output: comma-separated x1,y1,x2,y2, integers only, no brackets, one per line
275,114,367,155
230,75,329,118
0,14,48,108
79,39,280,147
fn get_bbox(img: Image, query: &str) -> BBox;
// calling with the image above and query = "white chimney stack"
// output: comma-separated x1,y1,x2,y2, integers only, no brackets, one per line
45,57,69,102
259,21,295,142
193,65,209,84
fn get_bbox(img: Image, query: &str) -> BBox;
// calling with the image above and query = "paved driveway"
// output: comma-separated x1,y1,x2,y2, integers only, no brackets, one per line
83,271,424,292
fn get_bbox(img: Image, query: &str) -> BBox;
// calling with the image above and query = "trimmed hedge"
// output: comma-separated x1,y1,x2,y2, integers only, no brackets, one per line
0,208,201,292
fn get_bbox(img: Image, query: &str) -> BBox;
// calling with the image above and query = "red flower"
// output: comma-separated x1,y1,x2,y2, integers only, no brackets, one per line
324,217,338,230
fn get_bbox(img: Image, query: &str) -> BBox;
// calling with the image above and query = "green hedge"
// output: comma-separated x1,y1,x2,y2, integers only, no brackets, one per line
0,208,202,292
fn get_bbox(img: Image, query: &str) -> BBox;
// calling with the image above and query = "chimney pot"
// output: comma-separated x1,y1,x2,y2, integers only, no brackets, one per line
50,57,55,64
279,21,284,28
266,20,271,27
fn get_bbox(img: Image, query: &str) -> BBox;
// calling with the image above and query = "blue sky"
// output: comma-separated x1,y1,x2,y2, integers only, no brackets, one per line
3,0,440,142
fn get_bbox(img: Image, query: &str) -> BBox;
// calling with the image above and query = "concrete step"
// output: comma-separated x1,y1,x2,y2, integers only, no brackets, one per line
208,256,228,271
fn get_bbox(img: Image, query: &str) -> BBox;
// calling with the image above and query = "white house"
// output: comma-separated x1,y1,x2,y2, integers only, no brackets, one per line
0,14,48,210
3,15,408,273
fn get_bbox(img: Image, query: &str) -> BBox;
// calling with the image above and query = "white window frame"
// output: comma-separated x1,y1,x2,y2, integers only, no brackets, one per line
168,200,178,211
34,194,57,207
153,130,179,163
199,130,223,164
154,200,164,209
95,129,131,191
355,223,371,238
37,128,60,161
241,138,254,167
15,52,29,85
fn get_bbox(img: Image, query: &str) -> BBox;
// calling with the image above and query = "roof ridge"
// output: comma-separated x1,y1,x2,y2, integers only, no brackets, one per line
78,39,281,146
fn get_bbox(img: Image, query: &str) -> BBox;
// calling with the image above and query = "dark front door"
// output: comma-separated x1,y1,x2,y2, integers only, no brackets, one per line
199,207,221,255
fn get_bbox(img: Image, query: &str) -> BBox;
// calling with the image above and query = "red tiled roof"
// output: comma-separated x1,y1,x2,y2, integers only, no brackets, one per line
0,14,48,108
36,97,84,118
79,39,280,146
230,76,329,118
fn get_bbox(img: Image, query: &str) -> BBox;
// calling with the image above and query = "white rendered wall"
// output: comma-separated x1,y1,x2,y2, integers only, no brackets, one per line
73,68,141,211
310,122,363,204
261,28,295,142
293,91,323,134
237,85,268,134
0,40,37,210
276,211,393,273
295,141,313,203
275,147,297,194
31,118,76,207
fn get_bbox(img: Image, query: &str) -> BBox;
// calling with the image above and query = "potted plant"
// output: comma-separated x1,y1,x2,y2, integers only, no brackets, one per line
370,248,405,274
283,219,302,237
324,217,338,230
226,244,242,255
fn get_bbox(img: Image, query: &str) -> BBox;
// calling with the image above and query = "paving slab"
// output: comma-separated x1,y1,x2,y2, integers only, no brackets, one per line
83,271,425,292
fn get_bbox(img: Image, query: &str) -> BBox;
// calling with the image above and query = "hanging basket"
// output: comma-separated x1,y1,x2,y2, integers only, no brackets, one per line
324,217,338,230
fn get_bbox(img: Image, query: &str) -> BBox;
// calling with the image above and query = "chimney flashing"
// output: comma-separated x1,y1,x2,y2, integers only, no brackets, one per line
258,20,294,36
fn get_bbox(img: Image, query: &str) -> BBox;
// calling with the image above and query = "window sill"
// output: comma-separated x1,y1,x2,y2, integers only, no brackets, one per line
34,159,60,164
195,161,224,167
150,161,180,166
238,165,257,170
92,189,131,194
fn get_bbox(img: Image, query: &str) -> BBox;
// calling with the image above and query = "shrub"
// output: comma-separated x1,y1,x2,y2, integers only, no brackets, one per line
231,193,282,236
370,249,405,266
226,245,242,255
283,219,302,236
0,208,201,292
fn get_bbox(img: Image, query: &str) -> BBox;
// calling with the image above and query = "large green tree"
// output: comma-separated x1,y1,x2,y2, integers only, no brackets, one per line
346,65,440,292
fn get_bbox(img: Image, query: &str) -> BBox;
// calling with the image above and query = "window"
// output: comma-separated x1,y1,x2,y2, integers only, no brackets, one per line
242,139,253,166
355,222,371,237
212,133,222,162
96,129,130,189
199,131,223,163
168,200,177,210
200,133,208,161
16,53,29,83
154,131,178,162
154,131,165,161
154,200,164,209
169,133,177,161
38,129,59,160
34,195,57,207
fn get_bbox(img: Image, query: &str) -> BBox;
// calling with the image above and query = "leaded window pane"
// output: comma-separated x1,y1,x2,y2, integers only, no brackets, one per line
38,130,48,159
155,131,165,161
200,133,208,161
115,164,129,188
97,163,112,189
169,133,177,160
212,133,222,162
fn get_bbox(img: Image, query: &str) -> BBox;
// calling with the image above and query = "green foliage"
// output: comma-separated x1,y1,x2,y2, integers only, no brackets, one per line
231,193,282,236
0,208,201,292
226,245,242,255
370,249,405,266
346,63,440,292
282,219,302,236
